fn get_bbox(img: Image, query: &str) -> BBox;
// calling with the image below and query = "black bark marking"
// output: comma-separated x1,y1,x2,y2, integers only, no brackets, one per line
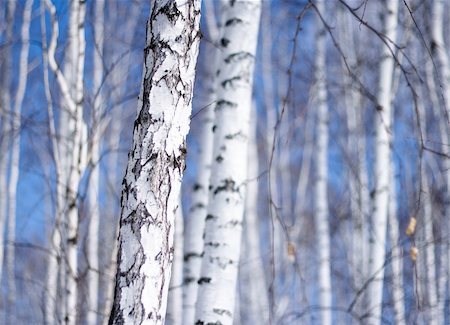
198,277,212,284
193,183,203,191
220,38,230,47
216,155,224,163
215,99,237,111
213,178,239,195
204,242,220,248
213,308,233,317
225,18,243,26
184,252,202,262
224,51,254,64
221,76,241,88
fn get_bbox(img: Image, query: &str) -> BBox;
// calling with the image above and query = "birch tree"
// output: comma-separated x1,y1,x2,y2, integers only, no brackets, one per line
365,1,399,323
182,4,219,320
43,0,88,322
87,0,105,323
313,1,331,323
6,1,33,322
0,0,16,292
195,1,261,324
108,1,201,323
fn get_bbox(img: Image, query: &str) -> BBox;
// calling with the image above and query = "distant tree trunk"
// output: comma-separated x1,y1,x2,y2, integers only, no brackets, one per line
313,1,331,324
166,200,183,325
6,1,32,323
182,8,218,320
87,0,105,323
365,1,399,323
195,1,261,324
388,162,405,325
239,108,269,324
108,1,201,323
0,0,16,292
338,7,370,296
430,1,450,319
43,1,87,323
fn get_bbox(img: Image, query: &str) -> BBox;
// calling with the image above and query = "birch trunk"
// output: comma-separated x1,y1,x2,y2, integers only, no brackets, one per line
108,1,201,323
182,19,218,324
313,2,331,323
65,2,87,323
388,163,405,325
6,1,32,323
166,200,183,325
195,1,261,324
87,0,105,323
43,1,87,322
430,2,450,320
239,108,269,324
365,1,398,323
0,0,16,290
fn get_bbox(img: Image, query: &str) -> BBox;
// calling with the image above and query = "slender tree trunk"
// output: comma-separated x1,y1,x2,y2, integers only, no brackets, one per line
239,108,269,324
0,0,16,291
65,2,87,323
365,1,398,323
6,1,32,323
388,162,405,325
313,2,331,323
182,18,218,324
108,1,201,323
166,200,184,325
430,2,450,321
87,1,105,323
195,1,261,324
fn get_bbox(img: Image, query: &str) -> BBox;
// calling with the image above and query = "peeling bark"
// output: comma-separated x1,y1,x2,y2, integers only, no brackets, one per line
109,1,201,324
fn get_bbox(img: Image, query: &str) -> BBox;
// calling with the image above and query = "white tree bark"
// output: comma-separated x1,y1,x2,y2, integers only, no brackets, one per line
387,163,405,325
166,200,183,325
239,108,269,325
43,1,87,323
109,1,201,323
0,0,16,292
365,1,398,323
313,2,331,324
87,0,105,323
182,15,218,323
6,1,32,323
194,1,261,324
430,2,450,321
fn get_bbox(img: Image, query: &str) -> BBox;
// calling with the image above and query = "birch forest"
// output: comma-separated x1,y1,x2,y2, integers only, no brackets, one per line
1,0,450,324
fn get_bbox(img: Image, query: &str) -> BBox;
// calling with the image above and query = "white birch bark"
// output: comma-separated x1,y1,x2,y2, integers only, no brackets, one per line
108,1,201,323
430,2,450,320
387,163,405,325
313,2,331,323
6,1,32,323
43,1,87,323
416,92,438,325
195,1,261,324
239,108,269,325
0,0,16,290
166,200,183,325
338,8,370,293
365,1,398,323
65,2,87,323
87,0,105,323
182,16,218,324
